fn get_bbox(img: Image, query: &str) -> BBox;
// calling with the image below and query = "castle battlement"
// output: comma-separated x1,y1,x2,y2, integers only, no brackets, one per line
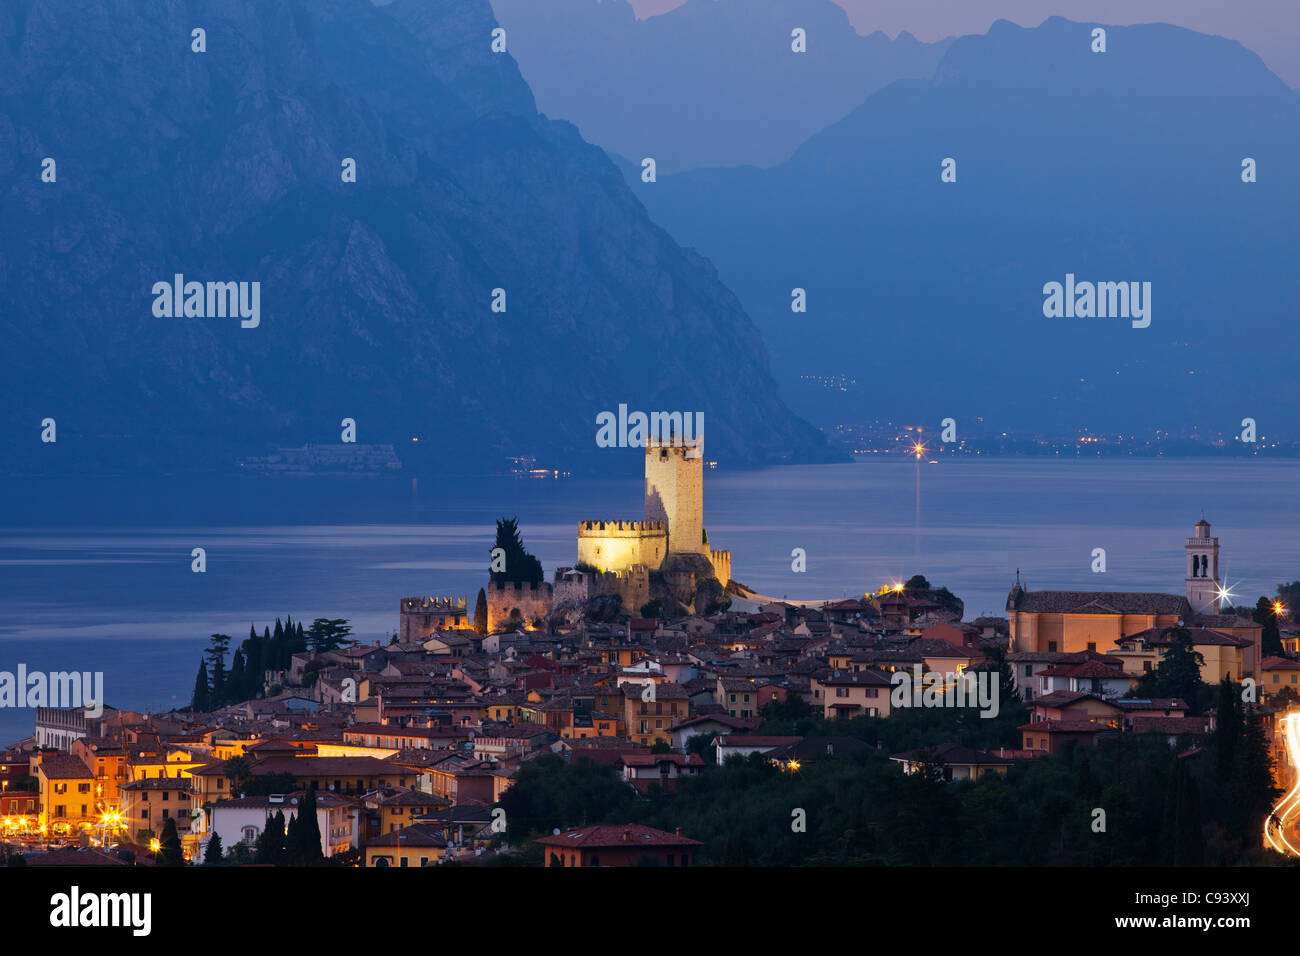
556,566,645,582
488,580,554,594
402,596,467,611
578,519,666,535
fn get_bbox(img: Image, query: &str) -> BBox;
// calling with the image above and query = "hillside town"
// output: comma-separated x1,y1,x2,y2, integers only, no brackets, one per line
4,474,1297,867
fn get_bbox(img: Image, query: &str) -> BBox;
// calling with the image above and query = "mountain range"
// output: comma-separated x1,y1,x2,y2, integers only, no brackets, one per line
0,0,835,475
627,17,1300,437
489,0,951,172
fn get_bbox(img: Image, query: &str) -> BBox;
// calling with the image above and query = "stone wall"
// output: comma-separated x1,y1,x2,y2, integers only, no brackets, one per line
554,566,651,616
399,596,469,643
486,581,554,632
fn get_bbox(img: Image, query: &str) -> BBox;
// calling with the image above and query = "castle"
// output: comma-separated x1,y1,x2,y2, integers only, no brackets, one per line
578,438,730,584
485,438,731,630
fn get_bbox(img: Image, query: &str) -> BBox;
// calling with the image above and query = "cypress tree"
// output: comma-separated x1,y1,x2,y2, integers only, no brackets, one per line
191,660,211,712
206,633,231,706
1231,710,1280,841
1212,679,1241,781
474,588,488,635
255,810,287,865
291,788,323,864
228,650,247,702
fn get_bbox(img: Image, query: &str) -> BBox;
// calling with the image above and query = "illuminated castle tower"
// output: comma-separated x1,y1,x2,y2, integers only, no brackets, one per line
1185,517,1221,615
645,438,706,557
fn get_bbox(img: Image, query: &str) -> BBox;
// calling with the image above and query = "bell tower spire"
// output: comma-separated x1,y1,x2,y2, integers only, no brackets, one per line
1185,517,1220,614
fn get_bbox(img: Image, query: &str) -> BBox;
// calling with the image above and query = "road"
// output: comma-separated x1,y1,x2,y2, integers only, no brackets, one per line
1264,711,1300,855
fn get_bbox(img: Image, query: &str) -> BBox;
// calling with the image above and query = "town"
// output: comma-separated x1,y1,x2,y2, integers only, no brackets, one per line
2,442,1296,868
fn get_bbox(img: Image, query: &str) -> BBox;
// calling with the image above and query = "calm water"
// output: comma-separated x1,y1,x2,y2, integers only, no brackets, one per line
1,459,1297,743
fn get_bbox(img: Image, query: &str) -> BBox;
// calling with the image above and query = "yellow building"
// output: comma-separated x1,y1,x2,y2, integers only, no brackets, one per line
620,682,690,747
365,788,449,835
119,778,195,842
34,754,96,837
70,738,129,822
812,671,894,719
365,822,447,867
1117,627,1258,685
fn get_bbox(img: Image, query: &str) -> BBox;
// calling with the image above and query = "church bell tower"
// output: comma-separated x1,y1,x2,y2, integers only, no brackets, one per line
1185,517,1220,615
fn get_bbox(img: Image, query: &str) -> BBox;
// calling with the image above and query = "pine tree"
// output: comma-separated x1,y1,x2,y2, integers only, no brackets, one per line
203,832,224,865
490,517,544,584
159,818,184,866
191,660,211,712
474,588,489,635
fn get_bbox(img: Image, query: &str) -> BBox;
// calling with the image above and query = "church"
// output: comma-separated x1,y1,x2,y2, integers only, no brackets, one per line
1006,518,1263,682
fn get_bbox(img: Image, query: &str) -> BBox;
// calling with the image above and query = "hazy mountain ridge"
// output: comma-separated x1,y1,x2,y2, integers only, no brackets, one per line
489,0,952,172
628,17,1300,436
0,0,835,474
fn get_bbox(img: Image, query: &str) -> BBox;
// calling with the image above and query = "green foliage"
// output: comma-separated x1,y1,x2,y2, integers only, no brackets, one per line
203,832,224,865
307,618,353,654
255,810,287,865
225,842,252,865
223,756,251,797
191,660,210,712
497,693,1294,866
474,588,489,635
158,818,184,867
640,599,664,619
1137,627,1210,713
1253,597,1283,657
286,787,324,865
490,517,544,585
243,773,298,797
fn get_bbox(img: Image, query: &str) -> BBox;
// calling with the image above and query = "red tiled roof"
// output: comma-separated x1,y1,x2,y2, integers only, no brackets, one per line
535,823,701,849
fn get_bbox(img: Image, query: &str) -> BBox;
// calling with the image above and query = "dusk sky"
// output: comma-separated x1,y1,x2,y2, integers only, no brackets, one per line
628,0,1300,87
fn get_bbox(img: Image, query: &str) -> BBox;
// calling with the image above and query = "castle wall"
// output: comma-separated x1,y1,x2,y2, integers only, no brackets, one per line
399,597,469,643
554,566,651,616
486,581,554,632
577,520,666,572
645,441,706,557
